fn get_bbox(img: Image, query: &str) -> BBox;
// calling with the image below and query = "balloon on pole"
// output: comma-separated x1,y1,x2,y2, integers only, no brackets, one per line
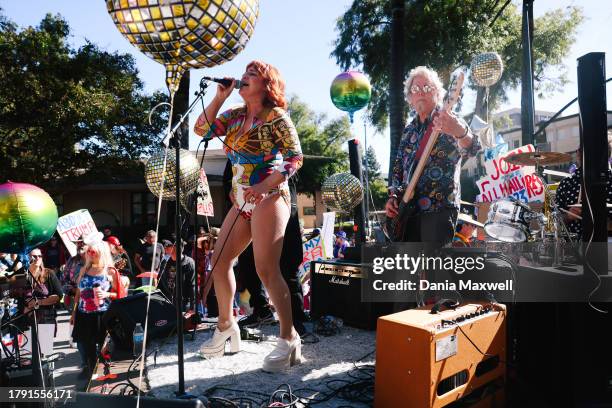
321,173,364,213
0,182,58,254
144,149,200,202
470,52,504,88
106,0,260,95
330,71,372,123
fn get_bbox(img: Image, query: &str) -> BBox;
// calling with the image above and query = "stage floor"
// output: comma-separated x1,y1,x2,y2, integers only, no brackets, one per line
146,322,376,407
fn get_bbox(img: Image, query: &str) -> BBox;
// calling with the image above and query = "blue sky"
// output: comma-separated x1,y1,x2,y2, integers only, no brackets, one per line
1,0,611,171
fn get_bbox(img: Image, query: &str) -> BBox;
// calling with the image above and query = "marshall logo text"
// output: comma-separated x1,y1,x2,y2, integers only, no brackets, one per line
329,276,350,286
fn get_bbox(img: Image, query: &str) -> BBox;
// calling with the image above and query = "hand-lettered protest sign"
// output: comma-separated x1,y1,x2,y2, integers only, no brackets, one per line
297,235,326,284
56,210,98,256
196,169,214,217
476,144,545,203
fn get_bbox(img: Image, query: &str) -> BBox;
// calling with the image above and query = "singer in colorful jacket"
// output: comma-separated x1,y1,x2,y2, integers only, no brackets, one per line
194,60,304,372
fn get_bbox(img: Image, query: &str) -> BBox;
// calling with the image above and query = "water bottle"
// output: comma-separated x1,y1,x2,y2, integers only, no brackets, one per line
133,323,144,357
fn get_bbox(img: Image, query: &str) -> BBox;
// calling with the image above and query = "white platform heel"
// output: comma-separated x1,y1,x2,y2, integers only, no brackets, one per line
198,321,241,358
262,333,302,372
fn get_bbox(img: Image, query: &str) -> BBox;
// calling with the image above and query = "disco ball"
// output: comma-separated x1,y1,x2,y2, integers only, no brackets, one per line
470,52,504,87
106,0,260,94
179,0,259,69
145,149,200,201
321,173,364,213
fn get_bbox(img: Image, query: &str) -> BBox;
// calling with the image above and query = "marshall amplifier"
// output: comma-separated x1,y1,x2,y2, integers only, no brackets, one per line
310,260,392,330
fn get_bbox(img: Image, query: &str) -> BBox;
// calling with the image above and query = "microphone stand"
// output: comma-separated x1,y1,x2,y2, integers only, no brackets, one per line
166,78,209,399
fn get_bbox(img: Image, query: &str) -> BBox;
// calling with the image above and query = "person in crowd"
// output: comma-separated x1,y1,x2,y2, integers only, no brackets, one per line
0,252,21,274
107,236,133,280
41,235,66,273
62,235,88,368
193,229,213,315
102,227,112,242
158,240,195,311
452,220,477,247
70,232,120,378
333,231,348,259
194,60,303,371
134,230,163,274
23,248,63,338
310,228,321,240
556,140,612,239
385,66,480,244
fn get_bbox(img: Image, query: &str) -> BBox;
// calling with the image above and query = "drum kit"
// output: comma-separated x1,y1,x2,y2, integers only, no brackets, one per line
461,150,581,266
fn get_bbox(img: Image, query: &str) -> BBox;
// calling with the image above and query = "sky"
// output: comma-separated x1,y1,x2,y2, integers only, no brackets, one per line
1,0,611,172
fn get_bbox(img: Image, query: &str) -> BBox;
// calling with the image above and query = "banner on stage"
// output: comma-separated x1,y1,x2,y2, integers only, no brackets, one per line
476,144,544,203
297,235,326,283
196,169,214,217
57,209,98,256
321,212,336,258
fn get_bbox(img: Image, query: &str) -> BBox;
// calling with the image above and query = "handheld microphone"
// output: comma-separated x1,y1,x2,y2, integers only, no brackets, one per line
201,76,242,89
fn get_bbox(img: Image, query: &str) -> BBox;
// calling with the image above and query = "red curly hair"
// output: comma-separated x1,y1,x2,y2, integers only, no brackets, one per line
246,60,287,110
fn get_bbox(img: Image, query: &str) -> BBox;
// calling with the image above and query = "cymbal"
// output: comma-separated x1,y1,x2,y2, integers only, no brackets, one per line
568,203,612,208
458,212,485,228
503,151,572,166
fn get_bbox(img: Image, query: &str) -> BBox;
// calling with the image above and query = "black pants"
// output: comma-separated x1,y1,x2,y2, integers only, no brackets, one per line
238,212,306,323
72,311,106,370
402,207,458,247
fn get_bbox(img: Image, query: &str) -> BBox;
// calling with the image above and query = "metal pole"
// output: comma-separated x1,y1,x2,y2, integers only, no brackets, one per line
520,0,536,146
388,0,405,180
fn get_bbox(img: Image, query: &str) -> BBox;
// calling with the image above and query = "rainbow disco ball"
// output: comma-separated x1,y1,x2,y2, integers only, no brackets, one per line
106,0,260,93
145,149,200,201
321,173,364,213
330,71,371,122
470,52,504,87
0,182,58,254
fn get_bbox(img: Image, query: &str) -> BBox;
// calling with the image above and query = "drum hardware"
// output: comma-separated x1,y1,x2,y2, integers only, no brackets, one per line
457,212,485,228
503,151,572,167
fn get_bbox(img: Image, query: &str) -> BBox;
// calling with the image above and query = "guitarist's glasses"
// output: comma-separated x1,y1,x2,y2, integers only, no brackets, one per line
409,84,435,94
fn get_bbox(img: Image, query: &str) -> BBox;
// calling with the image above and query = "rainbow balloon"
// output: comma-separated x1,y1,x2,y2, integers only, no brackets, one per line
330,71,372,122
0,182,58,254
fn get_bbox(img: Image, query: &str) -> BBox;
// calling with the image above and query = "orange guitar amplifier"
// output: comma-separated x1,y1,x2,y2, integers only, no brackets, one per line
375,302,506,408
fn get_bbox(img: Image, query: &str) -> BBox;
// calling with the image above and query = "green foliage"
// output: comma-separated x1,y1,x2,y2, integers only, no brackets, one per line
287,96,351,194
332,1,583,132
368,177,389,211
0,13,168,187
364,145,381,182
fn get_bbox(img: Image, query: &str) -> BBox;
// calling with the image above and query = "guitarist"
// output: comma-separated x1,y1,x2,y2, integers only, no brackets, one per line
385,66,480,243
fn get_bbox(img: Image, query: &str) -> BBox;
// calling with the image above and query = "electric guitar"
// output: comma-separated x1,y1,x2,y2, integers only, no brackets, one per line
385,70,465,241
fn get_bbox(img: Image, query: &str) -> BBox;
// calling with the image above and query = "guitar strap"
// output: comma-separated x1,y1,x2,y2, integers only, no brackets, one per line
414,114,436,161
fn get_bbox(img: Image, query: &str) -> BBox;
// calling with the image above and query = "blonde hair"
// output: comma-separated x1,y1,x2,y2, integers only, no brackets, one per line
404,66,446,108
78,240,114,284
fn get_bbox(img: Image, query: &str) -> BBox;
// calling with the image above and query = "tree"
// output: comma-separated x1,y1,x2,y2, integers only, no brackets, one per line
364,145,381,182
287,96,351,195
331,1,583,160
0,12,168,187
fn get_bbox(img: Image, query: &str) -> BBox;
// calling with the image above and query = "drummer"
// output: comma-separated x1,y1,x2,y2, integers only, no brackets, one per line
556,138,612,239
452,212,477,247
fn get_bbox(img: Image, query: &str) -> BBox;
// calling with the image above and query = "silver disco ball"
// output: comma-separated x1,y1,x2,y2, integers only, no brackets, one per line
321,172,363,213
470,52,503,87
145,149,199,201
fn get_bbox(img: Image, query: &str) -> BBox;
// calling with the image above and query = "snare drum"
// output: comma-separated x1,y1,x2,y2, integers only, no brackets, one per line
484,198,530,242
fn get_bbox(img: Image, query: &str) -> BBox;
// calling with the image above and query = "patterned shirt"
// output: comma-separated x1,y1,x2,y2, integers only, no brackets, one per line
390,111,480,213
78,273,112,313
555,167,612,237
195,106,303,218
